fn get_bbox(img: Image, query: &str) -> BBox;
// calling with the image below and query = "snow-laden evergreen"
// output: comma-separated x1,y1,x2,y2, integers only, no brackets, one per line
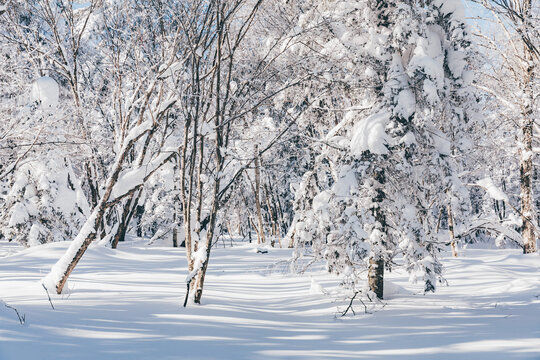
0,155,89,246
289,0,476,296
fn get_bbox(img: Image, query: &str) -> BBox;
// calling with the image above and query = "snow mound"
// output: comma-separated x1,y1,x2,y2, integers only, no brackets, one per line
383,280,410,299
309,277,327,295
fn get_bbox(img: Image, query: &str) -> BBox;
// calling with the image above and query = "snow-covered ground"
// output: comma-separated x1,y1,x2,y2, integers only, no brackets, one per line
0,241,539,360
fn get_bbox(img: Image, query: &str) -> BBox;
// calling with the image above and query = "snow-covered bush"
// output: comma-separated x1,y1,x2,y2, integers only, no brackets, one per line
0,155,89,246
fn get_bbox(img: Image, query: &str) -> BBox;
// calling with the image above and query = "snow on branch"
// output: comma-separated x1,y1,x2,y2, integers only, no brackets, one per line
476,178,509,202
107,148,177,206
118,120,154,155
458,219,523,247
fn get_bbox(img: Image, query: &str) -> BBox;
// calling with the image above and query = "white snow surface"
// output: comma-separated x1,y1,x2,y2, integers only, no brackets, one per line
1,241,539,360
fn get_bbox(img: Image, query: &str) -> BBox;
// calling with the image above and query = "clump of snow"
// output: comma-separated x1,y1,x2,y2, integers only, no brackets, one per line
185,246,208,284
383,280,409,299
332,168,357,197
350,111,390,155
399,131,416,146
110,148,175,201
447,49,467,79
477,178,508,202
31,77,59,110
433,133,451,156
28,223,46,247
312,190,332,213
8,203,30,227
395,89,416,119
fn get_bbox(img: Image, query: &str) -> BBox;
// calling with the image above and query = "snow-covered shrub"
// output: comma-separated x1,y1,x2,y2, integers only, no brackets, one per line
0,155,89,246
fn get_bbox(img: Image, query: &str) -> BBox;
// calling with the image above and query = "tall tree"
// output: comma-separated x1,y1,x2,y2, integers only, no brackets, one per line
471,0,539,253
41,0,181,294
290,0,475,298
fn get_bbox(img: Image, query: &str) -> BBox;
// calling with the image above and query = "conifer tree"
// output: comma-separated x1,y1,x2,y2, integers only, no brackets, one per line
290,0,475,298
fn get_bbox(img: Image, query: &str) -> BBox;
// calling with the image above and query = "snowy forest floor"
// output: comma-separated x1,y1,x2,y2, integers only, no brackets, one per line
0,240,539,360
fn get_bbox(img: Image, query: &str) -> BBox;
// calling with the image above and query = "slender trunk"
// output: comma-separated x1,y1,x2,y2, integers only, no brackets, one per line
447,204,458,257
264,183,277,247
435,207,443,233
521,0,536,254
85,162,99,209
180,132,194,271
368,168,386,299
520,119,535,253
172,167,178,247
195,135,205,242
172,221,178,247
254,145,265,245
111,198,132,249
193,2,224,304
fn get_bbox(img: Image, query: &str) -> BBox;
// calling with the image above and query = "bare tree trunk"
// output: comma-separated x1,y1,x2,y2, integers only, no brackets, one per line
368,258,384,300
447,204,458,257
181,128,195,271
194,135,205,244
520,121,535,253
264,183,278,247
368,168,386,299
521,0,537,254
254,145,265,245
193,1,224,304
171,162,179,248
435,207,443,233
110,199,132,249
172,220,178,247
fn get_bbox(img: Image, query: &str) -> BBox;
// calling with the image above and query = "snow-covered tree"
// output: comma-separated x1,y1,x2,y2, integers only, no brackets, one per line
469,0,539,254
0,154,89,246
289,0,475,298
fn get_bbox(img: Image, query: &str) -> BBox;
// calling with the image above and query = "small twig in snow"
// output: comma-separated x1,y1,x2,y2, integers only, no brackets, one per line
42,284,55,310
3,302,25,325
341,291,371,317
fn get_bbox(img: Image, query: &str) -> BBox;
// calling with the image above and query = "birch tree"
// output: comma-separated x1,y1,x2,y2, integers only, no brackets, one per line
471,0,539,253
41,0,182,294
180,0,308,304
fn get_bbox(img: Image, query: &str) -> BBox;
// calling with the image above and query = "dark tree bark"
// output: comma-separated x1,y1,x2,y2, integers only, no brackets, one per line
368,167,386,299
